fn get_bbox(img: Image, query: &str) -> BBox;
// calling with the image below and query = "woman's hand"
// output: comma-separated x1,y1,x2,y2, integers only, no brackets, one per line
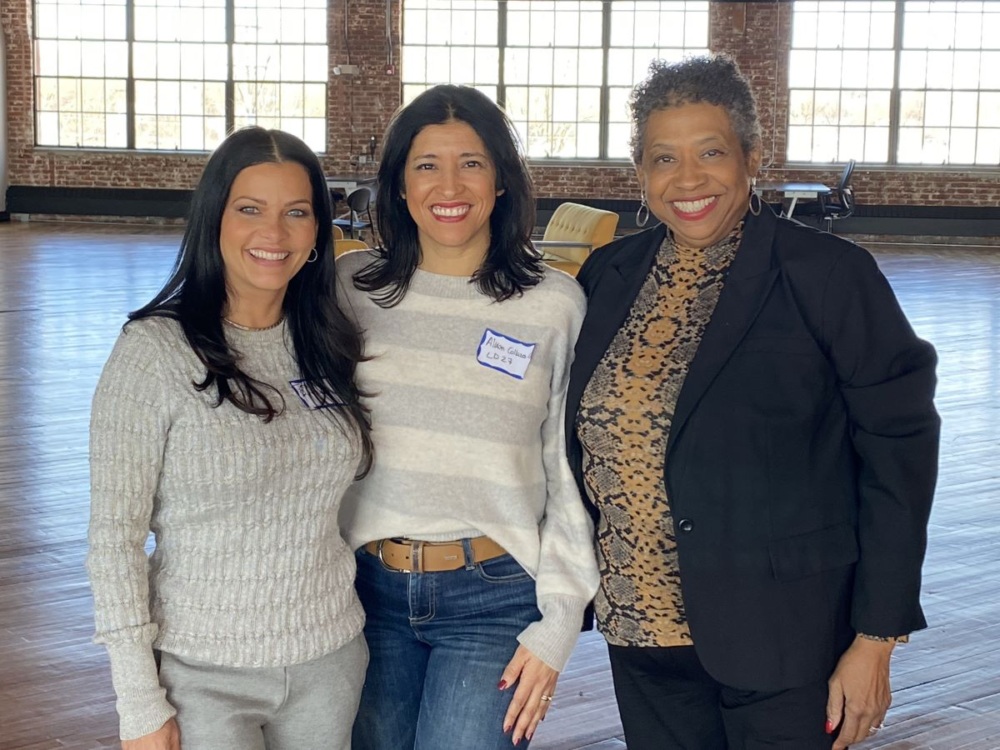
121,718,180,750
827,637,894,749
499,645,559,746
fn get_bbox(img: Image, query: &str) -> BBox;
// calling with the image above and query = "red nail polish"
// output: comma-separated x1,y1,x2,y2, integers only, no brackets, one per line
825,719,834,734
498,679,507,690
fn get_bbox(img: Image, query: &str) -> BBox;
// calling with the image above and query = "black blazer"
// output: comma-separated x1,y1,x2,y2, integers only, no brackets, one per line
566,206,940,691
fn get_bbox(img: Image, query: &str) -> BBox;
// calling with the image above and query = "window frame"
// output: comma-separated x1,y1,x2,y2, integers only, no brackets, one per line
32,0,329,153
787,0,1000,168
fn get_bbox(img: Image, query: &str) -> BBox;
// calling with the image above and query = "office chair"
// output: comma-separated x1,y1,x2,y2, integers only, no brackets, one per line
332,187,374,240
533,202,619,264
800,159,855,233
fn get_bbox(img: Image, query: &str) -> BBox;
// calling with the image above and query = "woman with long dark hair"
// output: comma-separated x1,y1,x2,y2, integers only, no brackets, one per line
338,85,599,749
88,126,372,750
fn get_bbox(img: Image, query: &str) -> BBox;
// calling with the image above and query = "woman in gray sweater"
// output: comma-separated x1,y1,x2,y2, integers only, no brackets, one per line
87,127,372,750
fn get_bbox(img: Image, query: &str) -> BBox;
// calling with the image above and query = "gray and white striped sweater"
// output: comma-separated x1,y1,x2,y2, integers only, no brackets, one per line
336,251,599,671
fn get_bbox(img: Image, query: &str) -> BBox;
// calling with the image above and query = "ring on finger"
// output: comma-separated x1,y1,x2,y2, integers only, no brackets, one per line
540,695,553,703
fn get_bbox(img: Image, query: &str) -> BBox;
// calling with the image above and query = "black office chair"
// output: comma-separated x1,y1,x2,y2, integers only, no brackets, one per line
332,187,374,240
800,159,855,233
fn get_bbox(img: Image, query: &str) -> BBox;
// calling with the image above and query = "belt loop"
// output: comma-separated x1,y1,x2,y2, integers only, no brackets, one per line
461,538,476,570
411,541,424,573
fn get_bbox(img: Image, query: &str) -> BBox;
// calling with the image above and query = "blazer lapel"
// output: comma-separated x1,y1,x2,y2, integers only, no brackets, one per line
667,210,780,457
569,226,664,404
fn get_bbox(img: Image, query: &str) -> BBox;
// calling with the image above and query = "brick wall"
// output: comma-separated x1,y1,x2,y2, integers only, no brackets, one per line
3,1,998,208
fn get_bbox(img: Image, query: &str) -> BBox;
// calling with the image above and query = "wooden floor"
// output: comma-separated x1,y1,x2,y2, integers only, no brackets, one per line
0,222,998,750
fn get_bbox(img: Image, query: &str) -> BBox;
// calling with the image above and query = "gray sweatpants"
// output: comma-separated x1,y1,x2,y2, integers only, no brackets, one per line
158,635,368,750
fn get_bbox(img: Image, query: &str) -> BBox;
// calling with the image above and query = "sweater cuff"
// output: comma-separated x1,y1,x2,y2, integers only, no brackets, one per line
106,641,177,740
517,594,588,672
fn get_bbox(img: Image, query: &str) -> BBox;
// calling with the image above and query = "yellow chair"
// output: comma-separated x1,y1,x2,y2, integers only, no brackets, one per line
534,202,619,264
334,238,369,257
332,224,345,240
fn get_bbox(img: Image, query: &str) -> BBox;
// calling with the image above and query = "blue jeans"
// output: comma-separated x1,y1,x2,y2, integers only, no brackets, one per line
352,545,541,750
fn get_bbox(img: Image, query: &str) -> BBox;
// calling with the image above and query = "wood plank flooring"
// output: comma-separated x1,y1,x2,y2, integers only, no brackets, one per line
1,222,998,749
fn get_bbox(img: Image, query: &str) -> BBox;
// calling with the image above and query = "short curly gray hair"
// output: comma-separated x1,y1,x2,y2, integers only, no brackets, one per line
629,55,762,165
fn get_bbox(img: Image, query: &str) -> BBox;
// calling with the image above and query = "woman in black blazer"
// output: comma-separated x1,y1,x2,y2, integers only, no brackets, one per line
566,55,939,750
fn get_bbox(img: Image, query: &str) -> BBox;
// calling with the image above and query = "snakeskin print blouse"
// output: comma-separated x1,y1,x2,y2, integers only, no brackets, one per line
576,225,742,648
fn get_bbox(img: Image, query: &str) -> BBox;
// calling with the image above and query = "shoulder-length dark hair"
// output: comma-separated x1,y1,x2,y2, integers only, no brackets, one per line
129,126,372,475
354,84,543,306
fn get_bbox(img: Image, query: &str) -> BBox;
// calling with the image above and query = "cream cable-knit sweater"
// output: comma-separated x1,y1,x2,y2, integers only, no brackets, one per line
87,316,365,740
336,251,600,672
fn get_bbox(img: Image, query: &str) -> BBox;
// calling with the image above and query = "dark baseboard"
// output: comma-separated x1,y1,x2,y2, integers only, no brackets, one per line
7,186,192,219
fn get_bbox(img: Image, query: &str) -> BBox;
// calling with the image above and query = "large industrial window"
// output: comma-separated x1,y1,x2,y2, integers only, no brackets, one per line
789,0,1000,166
33,0,328,152
401,0,710,161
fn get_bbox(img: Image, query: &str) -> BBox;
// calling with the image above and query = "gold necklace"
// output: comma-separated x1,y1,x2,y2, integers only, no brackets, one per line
223,316,284,332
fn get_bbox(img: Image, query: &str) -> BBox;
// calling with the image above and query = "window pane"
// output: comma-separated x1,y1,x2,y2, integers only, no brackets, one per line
976,128,1000,164
787,125,814,161
789,90,815,125
37,111,60,144
899,51,927,89
867,51,895,88
980,92,1000,127
925,91,952,127
900,91,925,127
841,91,867,127
863,126,889,162
606,123,631,160
952,91,978,127
839,126,866,161
866,90,891,127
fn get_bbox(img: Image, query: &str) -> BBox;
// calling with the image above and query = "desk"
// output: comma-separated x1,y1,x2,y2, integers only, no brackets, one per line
755,181,831,218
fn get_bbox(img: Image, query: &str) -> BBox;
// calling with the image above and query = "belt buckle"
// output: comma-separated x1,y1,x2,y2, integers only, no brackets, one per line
377,538,417,573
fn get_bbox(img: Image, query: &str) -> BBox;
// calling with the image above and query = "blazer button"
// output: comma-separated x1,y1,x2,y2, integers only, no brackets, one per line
677,518,694,533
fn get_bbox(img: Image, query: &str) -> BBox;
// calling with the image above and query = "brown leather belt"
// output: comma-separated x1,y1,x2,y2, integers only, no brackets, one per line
364,537,507,573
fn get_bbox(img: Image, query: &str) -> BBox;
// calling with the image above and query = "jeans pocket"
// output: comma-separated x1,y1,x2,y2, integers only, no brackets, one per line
476,553,532,583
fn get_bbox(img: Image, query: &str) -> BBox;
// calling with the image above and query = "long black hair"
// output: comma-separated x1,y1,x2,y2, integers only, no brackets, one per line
354,84,543,307
130,126,373,475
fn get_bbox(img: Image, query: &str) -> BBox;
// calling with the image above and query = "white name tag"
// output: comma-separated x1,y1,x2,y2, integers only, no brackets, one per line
476,328,536,380
289,379,340,410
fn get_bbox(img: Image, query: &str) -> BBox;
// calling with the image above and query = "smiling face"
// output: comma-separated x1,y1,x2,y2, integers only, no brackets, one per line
219,161,318,314
637,102,761,249
402,120,501,275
